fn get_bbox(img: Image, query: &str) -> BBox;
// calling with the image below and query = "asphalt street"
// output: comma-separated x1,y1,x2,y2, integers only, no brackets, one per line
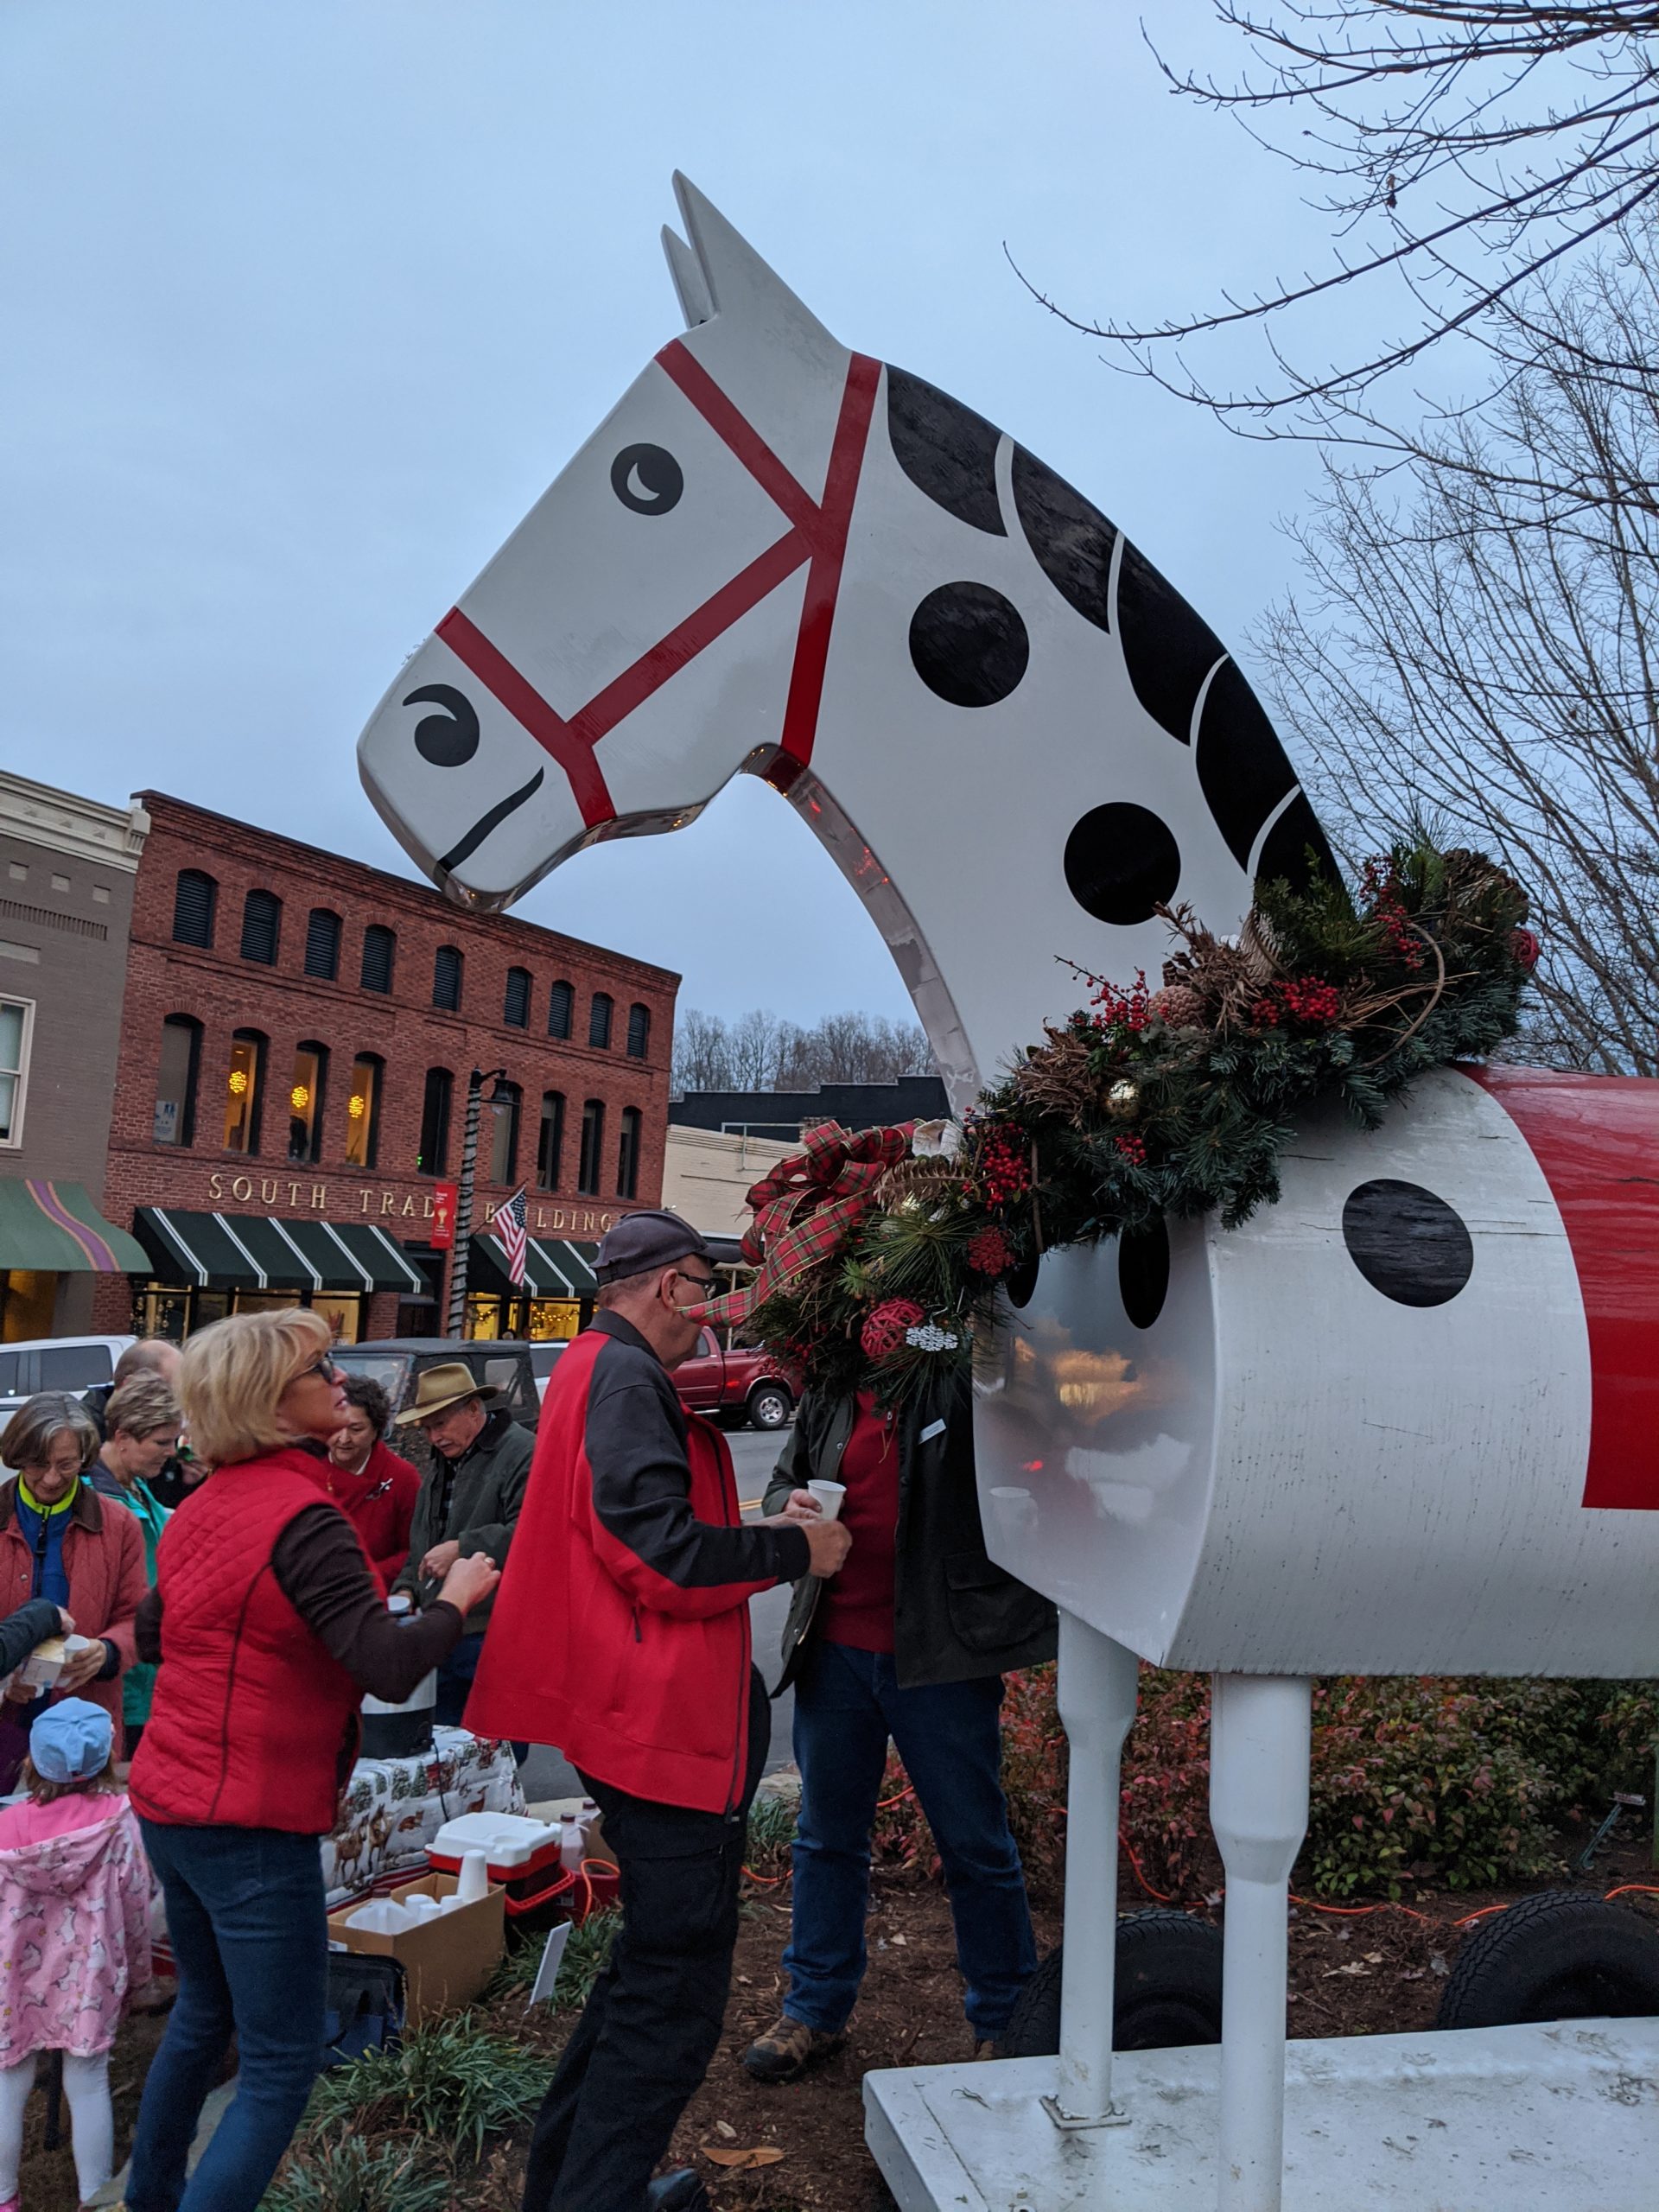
517,1424,797,1806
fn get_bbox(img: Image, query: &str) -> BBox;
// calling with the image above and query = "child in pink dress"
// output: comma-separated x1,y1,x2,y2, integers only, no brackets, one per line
0,1700,152,2210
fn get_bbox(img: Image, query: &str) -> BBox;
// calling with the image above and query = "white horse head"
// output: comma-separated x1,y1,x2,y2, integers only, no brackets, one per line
359,174,1332,1104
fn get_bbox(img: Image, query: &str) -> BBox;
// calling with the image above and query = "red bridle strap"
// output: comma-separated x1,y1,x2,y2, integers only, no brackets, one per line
435,346,880,831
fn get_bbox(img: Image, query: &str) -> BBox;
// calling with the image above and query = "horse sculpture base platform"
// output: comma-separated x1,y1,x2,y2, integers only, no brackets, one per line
865,2019,1659,2209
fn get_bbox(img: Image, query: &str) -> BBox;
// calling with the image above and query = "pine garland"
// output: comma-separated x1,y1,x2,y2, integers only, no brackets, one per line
725,839,1536,1405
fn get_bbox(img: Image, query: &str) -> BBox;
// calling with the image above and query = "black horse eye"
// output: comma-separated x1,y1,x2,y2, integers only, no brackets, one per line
404,684,480,767
611,443,683,516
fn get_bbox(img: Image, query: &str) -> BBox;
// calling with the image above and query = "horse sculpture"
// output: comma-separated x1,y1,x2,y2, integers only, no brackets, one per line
359,177,1659,2212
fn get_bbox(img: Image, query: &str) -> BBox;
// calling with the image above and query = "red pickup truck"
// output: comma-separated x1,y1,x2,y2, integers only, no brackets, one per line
674,1328,794,1430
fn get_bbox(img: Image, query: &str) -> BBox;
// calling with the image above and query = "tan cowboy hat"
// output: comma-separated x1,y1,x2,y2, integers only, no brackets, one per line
392,1362,501,1427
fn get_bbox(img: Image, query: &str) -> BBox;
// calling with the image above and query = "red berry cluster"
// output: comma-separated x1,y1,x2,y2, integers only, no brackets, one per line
861,1298,925,1362
967,1124,1031,1209
1361,861,1426,972
1249,976,1342,1029
965,1225,1014,1276
1115,1134,1147,1165
1090,969,1151,1033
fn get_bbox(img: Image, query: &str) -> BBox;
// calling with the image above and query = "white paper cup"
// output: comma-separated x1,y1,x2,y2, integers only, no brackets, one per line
806,1480,847,1522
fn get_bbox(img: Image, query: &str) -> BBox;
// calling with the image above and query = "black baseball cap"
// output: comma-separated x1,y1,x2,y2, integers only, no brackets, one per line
594,1209,712,1286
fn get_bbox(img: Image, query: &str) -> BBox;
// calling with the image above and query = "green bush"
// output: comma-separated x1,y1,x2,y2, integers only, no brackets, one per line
305,2014,546,2158
874,1664,1659,1903
489,1906,622,2012
264,2137,451,2212
745,1791,798,1879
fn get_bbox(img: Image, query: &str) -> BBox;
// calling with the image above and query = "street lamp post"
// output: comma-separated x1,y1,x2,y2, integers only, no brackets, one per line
445,1065,509,1338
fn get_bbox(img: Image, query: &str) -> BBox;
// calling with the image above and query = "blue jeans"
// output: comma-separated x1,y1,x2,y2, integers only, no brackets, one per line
784,1642,1037,2040
127,1822,327,2212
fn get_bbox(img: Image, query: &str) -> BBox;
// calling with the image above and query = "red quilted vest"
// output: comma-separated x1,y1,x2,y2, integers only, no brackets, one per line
129,1451,362,1835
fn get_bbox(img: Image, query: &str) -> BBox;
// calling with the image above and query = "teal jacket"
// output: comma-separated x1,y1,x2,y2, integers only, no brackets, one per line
87,1465,169,1726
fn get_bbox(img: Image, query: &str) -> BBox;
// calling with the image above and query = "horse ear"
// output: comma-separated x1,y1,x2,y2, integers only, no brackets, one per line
661,226,715,328
671,173,836,352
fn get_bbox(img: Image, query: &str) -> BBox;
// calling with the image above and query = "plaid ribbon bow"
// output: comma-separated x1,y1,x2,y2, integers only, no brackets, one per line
693,1119,913,1330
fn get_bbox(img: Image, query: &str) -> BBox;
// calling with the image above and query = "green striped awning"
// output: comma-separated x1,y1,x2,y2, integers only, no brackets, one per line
467,1234,598,1299
0,1178,150,1274
133,1209,425,1294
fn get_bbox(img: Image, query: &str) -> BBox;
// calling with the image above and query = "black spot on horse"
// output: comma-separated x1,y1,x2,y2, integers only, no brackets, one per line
1119,1218,1170,1329
1254,789,1338,890
1064,803,1180,925
887,367,1006,535
1342,1180,1474,1307
1011,446,1116,631
1193,658,1296,874
909,582,1029,707
1114,541,1226,744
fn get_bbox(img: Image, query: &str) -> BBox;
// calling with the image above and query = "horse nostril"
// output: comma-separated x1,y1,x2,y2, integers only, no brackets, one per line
404,684,480,766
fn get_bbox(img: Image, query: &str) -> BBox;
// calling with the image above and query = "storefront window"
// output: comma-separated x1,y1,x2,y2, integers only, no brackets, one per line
287,1042,327,1165
577,1099,605,1195
223,1031,265,1154
537,1091,565,1191
309,1292,363,1344
528,1298,581,1342
488,1082,522,1184
346,1055,383,1169
154,1015,200,1147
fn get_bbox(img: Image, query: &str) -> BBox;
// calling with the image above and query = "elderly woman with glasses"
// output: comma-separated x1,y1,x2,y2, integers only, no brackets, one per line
0,1394,148,1786
124,1309,500,2212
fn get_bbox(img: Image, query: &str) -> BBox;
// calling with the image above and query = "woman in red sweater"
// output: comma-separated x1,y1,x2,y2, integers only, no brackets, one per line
125,1309,499,2212
314,1372,420,1586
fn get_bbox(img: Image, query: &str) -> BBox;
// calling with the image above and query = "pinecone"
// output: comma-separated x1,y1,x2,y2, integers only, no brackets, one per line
1149,983,1206,1027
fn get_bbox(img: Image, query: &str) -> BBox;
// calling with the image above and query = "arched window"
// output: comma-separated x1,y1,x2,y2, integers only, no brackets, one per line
536,1090,565,1192
345,1052,383,1170
417,1067,453,1175
433,944,463,1012
239,890,282,966
223,1029,266,1154
547,979,574,1039
626,1003,651,1059
577,1099,606,1195
360,924,396,995
171,871,216,950
504,967,531,1028
488,1081,523,1184
288,1041,328,1164
588,993,613,1050
304,908,341,982
153,1015,201,1147
616,1106,642,1199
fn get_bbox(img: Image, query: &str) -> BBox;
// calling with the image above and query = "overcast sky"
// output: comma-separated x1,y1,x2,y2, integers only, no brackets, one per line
3,1,1358,1025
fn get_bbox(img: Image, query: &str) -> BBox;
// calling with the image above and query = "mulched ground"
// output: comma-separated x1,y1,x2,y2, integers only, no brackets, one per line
17,1830,1659,2210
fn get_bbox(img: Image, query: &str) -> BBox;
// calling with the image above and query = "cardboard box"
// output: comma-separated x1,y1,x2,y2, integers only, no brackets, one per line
327,1871,505,2027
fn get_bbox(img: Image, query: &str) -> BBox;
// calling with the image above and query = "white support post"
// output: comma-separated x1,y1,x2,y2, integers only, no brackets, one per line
1209,1672,1312,2212
1046,1610,1139,2127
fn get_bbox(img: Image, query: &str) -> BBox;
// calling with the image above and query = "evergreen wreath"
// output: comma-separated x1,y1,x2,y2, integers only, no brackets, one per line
702,838,1537,1405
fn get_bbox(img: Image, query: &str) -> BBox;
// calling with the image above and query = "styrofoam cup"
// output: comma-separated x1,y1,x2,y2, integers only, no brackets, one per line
806,1480,846,1522
455,1849,489,1905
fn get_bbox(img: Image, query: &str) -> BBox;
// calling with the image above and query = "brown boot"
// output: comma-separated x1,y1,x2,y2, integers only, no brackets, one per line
742,2013,844,2082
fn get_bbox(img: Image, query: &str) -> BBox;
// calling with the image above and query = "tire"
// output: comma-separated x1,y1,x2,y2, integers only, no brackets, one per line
996,1912,1225,2058
747,1382,792,1430
1436,1891,1659,2031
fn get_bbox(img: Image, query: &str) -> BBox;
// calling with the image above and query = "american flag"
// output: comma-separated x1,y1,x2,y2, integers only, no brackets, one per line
493,1185,529,1288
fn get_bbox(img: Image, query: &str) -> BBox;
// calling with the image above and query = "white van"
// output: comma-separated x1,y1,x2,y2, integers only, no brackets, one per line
0,1336,137,1422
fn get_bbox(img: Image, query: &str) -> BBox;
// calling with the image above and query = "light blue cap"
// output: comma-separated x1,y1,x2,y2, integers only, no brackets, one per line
30,1698,112,1782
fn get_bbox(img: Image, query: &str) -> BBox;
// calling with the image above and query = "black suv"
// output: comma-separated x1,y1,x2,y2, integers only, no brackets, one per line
331,1338,540,1432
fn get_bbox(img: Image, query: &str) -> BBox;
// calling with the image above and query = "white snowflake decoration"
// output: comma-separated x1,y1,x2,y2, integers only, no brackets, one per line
905,1322,959,1353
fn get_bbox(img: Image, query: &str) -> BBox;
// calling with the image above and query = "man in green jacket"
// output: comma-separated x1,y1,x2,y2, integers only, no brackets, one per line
745,1369,1056,2082
392,1363,533,1725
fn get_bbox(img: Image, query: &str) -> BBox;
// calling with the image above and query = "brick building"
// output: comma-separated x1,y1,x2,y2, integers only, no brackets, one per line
0,773,150,1343
94,792,677,1344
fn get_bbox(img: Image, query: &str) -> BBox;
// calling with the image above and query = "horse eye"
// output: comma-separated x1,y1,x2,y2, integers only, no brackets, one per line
404,684,480,767
611,443,683,516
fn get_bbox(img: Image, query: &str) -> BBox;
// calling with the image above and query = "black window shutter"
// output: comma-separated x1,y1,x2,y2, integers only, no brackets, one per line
360,925,395,994
171,871,216,949
304,909,340,981
626,1003,650,1058
240,889,281,964
434,945,462,1011
504,968,531,1027
548,980,574,1039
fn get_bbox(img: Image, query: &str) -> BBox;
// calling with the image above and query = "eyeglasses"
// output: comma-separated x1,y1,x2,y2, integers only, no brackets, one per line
298,1356,341,1384
674,1271,717,1300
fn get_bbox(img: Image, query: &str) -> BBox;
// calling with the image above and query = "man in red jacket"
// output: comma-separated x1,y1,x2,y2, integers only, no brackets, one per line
467,1211,850,2212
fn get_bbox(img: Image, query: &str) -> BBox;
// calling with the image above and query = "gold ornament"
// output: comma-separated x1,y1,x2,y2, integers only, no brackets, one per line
1107,1079,1139,1119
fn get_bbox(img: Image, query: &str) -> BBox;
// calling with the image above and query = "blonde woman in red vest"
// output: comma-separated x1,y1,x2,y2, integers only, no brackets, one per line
124,1310,499,2212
